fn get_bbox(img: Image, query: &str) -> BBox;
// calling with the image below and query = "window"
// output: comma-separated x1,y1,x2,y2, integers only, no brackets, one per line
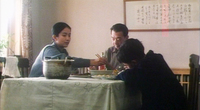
0,0,22,56
0,0,11,56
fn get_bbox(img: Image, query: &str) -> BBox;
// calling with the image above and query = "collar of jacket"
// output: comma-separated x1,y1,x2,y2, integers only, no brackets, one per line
52,42,68,55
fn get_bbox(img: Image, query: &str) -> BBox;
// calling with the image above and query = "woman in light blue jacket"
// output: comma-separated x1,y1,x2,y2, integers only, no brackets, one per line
29,22,106,77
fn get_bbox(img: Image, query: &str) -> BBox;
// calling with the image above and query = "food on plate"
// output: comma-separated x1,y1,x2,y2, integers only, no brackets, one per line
92,74,116,79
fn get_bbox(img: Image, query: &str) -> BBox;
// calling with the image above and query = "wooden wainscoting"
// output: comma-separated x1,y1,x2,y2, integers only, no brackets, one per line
172,68,190,97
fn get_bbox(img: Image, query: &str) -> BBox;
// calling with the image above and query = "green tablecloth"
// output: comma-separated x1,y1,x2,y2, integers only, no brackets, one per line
1,77,141,110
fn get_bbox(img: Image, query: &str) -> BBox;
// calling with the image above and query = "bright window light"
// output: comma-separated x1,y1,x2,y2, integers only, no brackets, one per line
0,0,14,38
0,0,15,56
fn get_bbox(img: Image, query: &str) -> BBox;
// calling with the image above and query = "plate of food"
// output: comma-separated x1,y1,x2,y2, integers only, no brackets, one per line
100,74,116,80
90,70,116,80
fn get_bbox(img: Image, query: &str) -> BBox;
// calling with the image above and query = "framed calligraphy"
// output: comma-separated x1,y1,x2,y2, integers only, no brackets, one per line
124,0,200,31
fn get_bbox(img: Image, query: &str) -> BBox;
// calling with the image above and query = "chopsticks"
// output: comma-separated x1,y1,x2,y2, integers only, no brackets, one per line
95,54,101,59
95,54,115,70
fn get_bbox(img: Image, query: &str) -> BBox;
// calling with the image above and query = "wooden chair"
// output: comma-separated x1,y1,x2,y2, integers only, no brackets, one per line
188,54,199,110
0,57,30,88
0,56,30,77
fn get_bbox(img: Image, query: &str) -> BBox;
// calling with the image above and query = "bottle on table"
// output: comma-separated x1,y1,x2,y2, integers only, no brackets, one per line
98,52,106,70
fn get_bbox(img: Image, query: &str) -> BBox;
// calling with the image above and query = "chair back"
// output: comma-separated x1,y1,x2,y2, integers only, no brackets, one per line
188,54,199,110
0,57,29,77
17,58,29,77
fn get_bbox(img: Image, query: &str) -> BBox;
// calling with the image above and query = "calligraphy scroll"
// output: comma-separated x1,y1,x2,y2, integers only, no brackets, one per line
124,0,200,31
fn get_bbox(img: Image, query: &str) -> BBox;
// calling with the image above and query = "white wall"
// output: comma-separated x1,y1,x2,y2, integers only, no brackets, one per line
32,0,199,68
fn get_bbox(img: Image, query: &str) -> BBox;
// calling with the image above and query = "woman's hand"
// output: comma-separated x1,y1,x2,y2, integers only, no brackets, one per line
89,66,98,70
90,57,107,66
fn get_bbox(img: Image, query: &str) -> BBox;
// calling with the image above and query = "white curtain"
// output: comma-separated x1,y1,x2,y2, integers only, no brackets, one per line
1,0,33,65
7,0,22,56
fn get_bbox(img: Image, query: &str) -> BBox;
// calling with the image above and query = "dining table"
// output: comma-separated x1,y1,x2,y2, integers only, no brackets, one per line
0,76,141,110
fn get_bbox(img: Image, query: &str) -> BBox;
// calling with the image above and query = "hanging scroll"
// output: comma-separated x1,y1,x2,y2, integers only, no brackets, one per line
124,0,200,31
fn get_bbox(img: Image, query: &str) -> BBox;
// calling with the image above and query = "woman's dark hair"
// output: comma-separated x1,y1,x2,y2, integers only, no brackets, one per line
52,22,71,36
110,23,128,37
117,38,145,63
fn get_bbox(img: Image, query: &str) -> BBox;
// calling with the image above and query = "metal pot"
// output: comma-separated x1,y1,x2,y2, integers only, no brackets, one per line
43,59,74,79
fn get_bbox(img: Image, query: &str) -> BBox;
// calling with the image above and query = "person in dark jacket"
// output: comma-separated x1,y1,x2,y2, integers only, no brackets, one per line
115,38,187,110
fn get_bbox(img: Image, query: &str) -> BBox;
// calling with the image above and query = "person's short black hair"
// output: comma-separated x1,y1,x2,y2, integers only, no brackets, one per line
52,22,71,36
110,23,128,37
117,38,145,63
